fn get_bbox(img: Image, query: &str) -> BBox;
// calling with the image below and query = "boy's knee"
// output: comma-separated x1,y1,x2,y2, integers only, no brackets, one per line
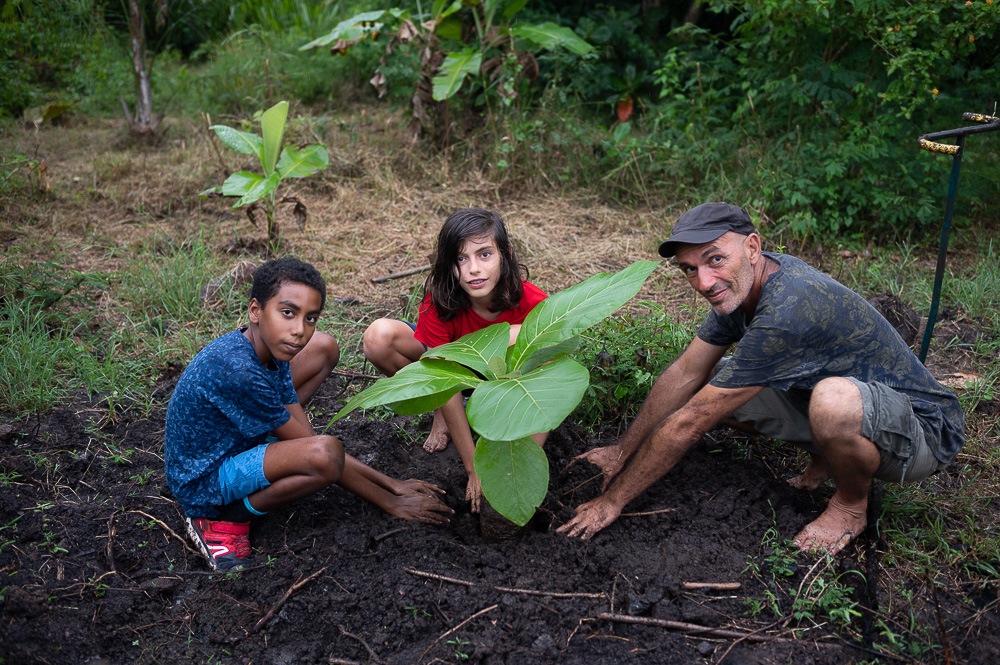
311,435,344,484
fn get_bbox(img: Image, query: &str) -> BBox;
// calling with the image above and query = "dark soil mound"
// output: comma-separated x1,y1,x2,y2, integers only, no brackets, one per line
1,376,996,665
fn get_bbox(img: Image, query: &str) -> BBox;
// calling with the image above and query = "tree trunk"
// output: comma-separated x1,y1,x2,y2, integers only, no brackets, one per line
125,0,158,135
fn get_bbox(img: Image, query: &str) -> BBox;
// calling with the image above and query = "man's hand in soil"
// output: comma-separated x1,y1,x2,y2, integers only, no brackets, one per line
466,472,483,513
565,444,626,491
556,495,622,539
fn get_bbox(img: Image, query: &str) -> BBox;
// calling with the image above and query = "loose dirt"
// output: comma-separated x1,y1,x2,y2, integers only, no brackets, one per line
1,371,997,665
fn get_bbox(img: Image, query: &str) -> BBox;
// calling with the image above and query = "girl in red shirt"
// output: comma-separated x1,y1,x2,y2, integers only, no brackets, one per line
363,208,547,512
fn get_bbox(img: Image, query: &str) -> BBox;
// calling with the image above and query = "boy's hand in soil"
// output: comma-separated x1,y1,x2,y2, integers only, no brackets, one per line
394,478,447,499
556,494,622,539
565,445,625,491
466,472,483,513
387,490,454,524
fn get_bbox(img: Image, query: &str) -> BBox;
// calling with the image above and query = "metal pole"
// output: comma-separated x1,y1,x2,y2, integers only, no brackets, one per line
918,135,965,363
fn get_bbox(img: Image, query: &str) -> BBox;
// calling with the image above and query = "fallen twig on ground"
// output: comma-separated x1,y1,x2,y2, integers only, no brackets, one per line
127,509,198,556
597,612,801,643
371,264,432,284
339,624,385,664
620,508,676,517
212,567,327,644
682,581,742,591
403,566,475,586
420,604,498,662
405,567,606,598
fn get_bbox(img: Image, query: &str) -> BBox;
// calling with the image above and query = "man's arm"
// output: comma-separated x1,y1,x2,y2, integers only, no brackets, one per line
571,337,728,488
558,381,762,539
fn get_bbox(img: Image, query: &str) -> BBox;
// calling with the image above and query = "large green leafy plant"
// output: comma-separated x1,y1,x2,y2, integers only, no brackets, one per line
301,1,593,138
332,260,659,525
200,101,328,252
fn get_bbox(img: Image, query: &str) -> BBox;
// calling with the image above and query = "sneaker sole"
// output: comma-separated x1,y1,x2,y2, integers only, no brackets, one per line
185,517,220,571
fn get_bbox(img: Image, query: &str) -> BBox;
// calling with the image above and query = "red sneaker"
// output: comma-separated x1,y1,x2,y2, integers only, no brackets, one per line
185,517,251,571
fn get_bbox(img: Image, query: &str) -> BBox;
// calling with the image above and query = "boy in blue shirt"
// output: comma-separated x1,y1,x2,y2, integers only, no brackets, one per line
166,258,452,571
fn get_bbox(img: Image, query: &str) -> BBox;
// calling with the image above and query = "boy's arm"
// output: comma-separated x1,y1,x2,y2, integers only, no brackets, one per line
339,455,452,524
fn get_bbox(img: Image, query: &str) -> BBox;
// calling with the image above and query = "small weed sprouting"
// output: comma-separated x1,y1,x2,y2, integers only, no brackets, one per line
403,605,430,619
743,506,860,632
447,637,470,660
130,470,155,486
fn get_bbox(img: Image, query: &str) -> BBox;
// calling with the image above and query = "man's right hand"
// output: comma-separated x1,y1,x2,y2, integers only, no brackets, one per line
556,494,623,539
565,444,626,491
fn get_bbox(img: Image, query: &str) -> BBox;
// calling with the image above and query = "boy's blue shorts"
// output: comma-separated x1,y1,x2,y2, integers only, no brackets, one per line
217,442,271,506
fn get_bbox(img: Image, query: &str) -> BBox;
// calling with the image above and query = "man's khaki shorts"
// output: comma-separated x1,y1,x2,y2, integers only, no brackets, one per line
729,377,946,485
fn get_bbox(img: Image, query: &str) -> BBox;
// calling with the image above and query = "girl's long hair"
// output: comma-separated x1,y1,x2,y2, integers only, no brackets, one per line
425,208,528,321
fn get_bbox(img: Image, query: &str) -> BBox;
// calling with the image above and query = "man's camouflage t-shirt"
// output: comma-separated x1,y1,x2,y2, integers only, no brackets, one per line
698,253,964,463
165,330,296,517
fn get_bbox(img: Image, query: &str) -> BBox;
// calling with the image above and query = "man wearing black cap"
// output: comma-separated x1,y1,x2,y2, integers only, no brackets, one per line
558,202,964,554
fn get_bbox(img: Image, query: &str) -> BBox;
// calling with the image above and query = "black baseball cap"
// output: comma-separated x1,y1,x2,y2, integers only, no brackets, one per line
657,202,756,258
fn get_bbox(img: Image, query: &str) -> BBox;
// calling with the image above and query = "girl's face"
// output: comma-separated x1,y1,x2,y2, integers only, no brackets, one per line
454,234,502,307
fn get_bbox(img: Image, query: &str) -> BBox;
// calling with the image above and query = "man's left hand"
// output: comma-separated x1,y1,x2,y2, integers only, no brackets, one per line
556,495,623,539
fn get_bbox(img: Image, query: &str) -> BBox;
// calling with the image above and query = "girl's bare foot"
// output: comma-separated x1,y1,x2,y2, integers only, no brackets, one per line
787,453,831,491
793,493,867,555
422,410,450,453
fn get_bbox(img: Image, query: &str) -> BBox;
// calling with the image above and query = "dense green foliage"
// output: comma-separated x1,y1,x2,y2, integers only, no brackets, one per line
4,0,997,239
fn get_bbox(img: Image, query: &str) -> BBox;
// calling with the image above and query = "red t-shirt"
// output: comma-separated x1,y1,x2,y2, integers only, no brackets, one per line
414,281,547,348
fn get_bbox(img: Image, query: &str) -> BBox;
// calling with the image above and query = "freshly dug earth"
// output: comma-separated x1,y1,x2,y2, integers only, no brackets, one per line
1,374,998,665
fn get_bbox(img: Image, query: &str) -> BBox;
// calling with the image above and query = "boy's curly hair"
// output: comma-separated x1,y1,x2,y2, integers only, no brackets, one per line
251,258,326,310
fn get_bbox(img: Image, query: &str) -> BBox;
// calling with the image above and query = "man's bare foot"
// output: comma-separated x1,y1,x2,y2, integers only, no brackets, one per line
422,410,450,453
793,493,867,555
787,454,831,491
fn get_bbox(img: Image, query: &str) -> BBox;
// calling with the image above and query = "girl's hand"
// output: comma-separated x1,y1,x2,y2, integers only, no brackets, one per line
465,473,483,513
394,478,446,498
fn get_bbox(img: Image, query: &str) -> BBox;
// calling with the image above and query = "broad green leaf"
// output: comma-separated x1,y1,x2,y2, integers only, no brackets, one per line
510,22,594,56
502,0,529,22
276,144,329,179
388,390,458,416
234,171,280,208
513,336,580,375
467,358,589,441
487,356,506,378
210,125,263,160
260,101,288,176
432,0,463,20
476,436,549,526
197,185,222,198
220,171,263,198
330,358,480,423
300,10,393,50
421,323,510,379
612,121,632,143
507,261,659,371
432,49,482,101
435,14,463,40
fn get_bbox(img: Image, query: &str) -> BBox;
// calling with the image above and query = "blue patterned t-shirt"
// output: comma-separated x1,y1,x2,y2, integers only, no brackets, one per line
698,253,965,464
165,329,296,517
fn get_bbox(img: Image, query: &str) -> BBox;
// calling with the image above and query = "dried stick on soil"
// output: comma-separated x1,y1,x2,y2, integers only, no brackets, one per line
213,567,327,644
682,582,742,591
597,613,800,643
371,264,432,284
332,369,380,380
127,510,199,556
420,604,499,662
339,624,385,665
620,508,676,517
403,566,475,586
493,585,606,599
404,567,606,598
